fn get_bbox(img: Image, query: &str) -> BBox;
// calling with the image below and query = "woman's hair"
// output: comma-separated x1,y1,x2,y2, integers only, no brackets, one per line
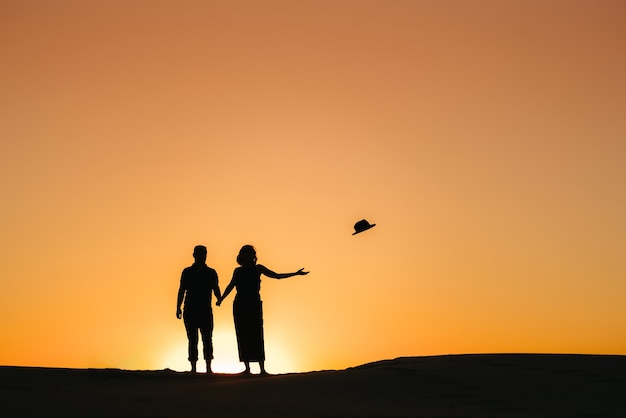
237,245,257,266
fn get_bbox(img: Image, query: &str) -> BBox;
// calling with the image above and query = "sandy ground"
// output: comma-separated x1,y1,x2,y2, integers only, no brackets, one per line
2,354,625,417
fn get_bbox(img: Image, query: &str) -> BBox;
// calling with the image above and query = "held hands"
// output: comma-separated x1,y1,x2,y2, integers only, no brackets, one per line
216,297,223,307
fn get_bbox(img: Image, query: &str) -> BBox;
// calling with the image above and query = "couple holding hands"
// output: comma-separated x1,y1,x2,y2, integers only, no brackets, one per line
176,244,308,374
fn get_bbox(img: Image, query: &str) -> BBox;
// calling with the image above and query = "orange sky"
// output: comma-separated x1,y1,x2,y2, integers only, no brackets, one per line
1,0,625,373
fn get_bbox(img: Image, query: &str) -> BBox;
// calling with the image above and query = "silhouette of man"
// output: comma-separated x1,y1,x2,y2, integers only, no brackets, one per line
176,245,221,373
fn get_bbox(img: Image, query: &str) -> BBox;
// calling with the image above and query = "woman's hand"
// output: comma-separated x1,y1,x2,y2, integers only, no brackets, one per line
296,268,309,276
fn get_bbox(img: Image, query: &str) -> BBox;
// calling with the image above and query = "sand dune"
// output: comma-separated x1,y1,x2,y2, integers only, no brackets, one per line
2,354,625,417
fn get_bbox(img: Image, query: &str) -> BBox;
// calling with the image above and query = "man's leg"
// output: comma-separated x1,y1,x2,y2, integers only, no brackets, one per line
184,315,199,372
199,313,214,373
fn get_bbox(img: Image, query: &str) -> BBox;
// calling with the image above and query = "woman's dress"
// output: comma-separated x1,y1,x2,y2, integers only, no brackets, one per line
232,266,265,362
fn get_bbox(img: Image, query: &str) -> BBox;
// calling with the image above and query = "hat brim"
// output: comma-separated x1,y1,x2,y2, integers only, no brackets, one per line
352,224,376,235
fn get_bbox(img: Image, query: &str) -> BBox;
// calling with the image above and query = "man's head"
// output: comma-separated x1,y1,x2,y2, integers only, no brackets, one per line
193,245,207,263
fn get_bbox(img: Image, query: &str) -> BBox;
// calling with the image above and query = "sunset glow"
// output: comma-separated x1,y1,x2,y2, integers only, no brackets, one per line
1,0,625,373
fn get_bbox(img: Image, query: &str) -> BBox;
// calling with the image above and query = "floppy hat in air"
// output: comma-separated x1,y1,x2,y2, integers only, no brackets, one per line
352,219,376,235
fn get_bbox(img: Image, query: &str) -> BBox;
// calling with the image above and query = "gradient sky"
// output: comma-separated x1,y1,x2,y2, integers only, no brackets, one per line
1,0,625,373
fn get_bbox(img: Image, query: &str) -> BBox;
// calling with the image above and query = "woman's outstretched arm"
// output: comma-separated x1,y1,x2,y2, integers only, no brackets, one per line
258,264,309,279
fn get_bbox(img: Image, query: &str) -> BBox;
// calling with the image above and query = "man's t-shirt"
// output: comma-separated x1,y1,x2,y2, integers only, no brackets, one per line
180,263,218,317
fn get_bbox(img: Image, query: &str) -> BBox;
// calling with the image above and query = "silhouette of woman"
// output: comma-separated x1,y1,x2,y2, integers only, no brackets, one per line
217,245,308,375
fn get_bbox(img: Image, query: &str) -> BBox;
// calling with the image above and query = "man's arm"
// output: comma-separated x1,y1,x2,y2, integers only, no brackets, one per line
213,271,222,303
176,272,186,319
